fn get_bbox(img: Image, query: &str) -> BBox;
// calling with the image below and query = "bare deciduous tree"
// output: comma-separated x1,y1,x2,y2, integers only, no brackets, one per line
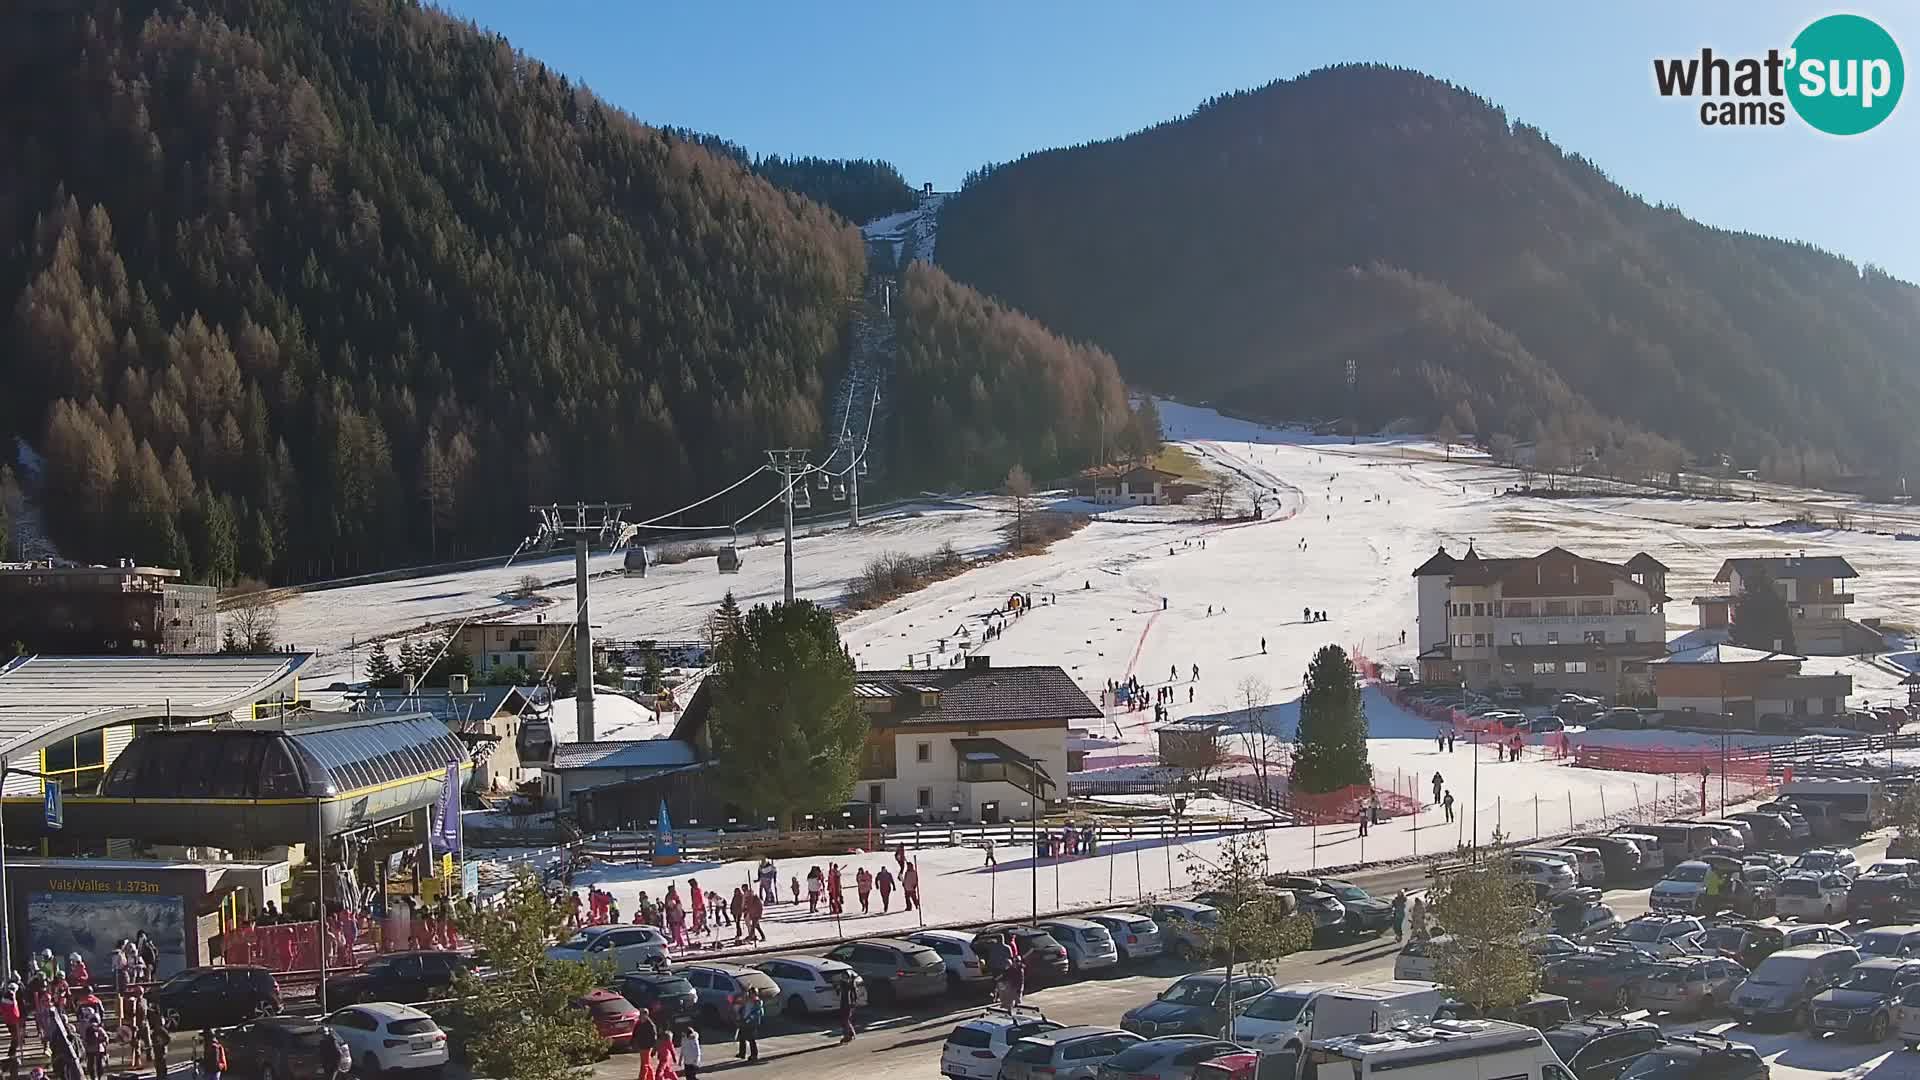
1234,676,1284,797
1004,464,1033,547
221,582,280,653
1161,725,1229,793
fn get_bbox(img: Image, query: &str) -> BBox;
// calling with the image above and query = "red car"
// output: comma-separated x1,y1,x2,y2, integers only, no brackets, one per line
575,989,641,1050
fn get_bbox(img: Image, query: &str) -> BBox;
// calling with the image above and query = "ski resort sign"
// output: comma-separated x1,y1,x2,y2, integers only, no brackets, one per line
1653,13,1903,134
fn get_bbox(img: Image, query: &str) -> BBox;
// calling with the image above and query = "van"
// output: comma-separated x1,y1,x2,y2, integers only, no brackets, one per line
1609,832,1667,873
1306,1019,1568,1080
1306,981,1444,1047
1780,780,1886,834
1662,820,1742,853
1641,823,1713,863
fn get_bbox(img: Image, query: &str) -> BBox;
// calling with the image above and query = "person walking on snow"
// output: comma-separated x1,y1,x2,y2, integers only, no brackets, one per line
1442,791,1455,822
806,866,824,914
689,878,706,934
1432,772,1444,806
894,844,908,877
1260,637,1266,654
663,885,687,949
983,839,996,867
790,875,801,906
1192,664,1200,681
903,861,920,911
876,866,896,911
855,867,874,914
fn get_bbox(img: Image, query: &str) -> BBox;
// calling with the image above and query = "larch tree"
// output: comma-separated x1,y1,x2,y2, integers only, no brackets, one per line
707,599,866,828
1292,645,1370,793
1004,464,1033,548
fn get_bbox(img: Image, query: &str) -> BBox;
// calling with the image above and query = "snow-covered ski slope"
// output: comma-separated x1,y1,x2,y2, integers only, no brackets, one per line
283,400,1920,722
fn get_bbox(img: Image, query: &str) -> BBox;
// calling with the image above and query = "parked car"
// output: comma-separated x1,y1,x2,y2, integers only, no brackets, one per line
1752,804,1815,844
224,1017,353,1080
826,938,949,1003
753,955,867,1018
1096,1036,1243,1080
1540,948,1663,1010
1634,956,1749,1019
1511,856,1578,896
997,1027,1142,1080
325,950,475,1006
1608,832,1667,874
324,1002,448,1076
1775,872,1853,921
1865,859,1920,879
149,965,282,1031
1269,876,1392,937
942,1008,1063,1080
1526,715,1567,734
1810,958,1920,1041
1847,873,1920,927
1084,913,1165,964
680,963,782,1027
1564,836,1643,881
1521,847,1606,886
1854,925,1920,959
1610,915,1706,957
1792,847,1860,879
544,924,672,973
1725,812,1795,849
573,989,641,1050
1232,982,1348,1056
1039,918,1121,975
1538,1017,1664,1080
1591,707,1646,730
1729,943,1861,1029
611,970,699,1026
1138,902,1221,962
910,929,998,992
975,926,1074,984
1616,1031,1769,1080
1547,896,1621,942
1192,1051,1259,1080
1120,973,1275,1038
1434,992,1573,1030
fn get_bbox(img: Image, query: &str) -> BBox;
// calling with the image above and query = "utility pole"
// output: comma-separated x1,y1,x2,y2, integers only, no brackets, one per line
765,450,812,603
1345,358,1358,445
527,502,629,743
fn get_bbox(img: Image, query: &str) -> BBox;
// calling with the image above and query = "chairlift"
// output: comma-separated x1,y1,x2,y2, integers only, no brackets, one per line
832,482,847,502
816,469,831,490
857,457,870,478
792,482,812,510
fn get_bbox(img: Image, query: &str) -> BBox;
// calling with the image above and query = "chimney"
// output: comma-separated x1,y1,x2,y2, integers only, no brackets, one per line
402,674,416,693
966,654,991,670
449,673,469,694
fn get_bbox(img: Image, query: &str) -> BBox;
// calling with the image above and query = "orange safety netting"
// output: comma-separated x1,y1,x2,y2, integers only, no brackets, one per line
1570,743,1773,782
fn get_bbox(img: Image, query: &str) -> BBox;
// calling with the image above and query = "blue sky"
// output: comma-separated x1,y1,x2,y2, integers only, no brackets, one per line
440,2,1918,281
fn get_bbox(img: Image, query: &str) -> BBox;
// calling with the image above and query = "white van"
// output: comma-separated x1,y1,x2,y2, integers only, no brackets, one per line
1306,1019,1570,1079
1234,981,1349,1058
1307,981,1445,1046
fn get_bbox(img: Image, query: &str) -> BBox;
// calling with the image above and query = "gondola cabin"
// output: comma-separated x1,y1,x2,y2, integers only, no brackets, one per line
623,545,648,576
516,711,555,766
716,546,741,574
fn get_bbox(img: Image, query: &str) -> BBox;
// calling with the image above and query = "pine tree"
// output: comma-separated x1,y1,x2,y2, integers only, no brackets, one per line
1730,568,1797,654
398,638,421,680
1292,645,1371,793
705,591,744,649
364,643,399,688
707,600,866,828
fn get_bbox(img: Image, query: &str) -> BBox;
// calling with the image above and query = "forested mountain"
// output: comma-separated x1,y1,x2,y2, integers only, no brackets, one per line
940,65,1920,482
0,0,1124,585
661,129,919,226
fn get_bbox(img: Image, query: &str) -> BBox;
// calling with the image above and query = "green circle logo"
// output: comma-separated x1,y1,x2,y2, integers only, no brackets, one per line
1787,14,1904,135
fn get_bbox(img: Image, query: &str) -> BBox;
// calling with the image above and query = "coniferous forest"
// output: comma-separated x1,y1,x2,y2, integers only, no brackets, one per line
0,0,1122,583
939,65,1920,485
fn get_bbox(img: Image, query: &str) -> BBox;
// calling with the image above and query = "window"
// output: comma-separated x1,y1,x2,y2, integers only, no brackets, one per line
1472,603,1485,617
917,788,931,808
1454,634,1471,648
1564,661,1588,674
1510,632,1524,646
1579,599,1604,616
1545,600,1571,616
1546,631,1560,645
1502,663,1517,676
1583,630,1605,644
1505,601,1534,617
868,784,884,806
1473,634,1487,647
916,742,931,763
1593,660,1608,672
1615,599,1642,614
1533,661,1558,675
1624,629,1638,643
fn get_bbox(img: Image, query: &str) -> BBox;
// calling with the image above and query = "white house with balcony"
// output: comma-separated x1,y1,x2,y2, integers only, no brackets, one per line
1414,545,1670,697
1692,554,1875,656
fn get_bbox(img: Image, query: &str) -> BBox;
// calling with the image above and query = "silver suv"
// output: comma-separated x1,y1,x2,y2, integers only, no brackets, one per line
998,1027,1143,1080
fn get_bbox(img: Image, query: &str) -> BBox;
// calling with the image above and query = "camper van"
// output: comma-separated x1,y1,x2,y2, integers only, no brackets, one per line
1306,982,1445,1047
1305,1019,1569,1080
1780,779,1886,835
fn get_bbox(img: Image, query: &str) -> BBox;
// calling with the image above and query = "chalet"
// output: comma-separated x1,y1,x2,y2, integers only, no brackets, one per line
1072,463,1182,506
1693,554,1874,655
1650,643,1852,726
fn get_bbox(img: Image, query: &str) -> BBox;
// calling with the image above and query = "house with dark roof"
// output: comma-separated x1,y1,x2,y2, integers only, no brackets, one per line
670,655,1099,823
1693,554,1871,655
1070,462,1183,506
1411,544,1670,697
1649,643,1852,725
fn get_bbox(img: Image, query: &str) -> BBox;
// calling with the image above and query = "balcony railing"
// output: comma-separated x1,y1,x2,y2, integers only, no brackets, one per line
959,760,1053,796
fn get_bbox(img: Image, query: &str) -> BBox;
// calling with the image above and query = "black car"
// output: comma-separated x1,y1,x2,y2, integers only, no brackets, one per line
973,927,1071,984
613,971,700,1025
1540,1018,1664,1080
1724,812,1795,849
150,966,282,1031
1267,876,1393,936
1540,949,1662,1010
1808,958,1920,1041
1617,1031,1768,1080
1847,874,1920,927
1119,973,1275,1038
221,1016,349,1080
325,950,474,1006
1565,836,1644,881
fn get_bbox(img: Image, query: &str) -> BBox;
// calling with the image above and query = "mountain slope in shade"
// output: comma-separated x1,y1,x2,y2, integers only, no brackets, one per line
938,64,1920,483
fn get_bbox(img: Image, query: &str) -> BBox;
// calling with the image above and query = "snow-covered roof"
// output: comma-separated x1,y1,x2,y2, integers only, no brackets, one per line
1653,643,1806,665
551,738,700,771
0,653,309,761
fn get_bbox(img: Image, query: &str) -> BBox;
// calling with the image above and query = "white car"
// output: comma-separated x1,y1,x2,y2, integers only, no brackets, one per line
1793,848,1860,880
939,1008,1063,1080
1233,982,1348,1056
1084,912,1166,963
1394,935,1444,981
1518,847,1604,886
1775,872,1853,921
1510,857,1577,893
1037,918,1120,974
543,924,671,972
1610,832,1667,873
325,1002,448,1076
909,929,996,991
752,955,866,1017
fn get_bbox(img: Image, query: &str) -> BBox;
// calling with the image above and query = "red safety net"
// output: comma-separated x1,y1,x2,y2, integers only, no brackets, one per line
1570,744,1773,783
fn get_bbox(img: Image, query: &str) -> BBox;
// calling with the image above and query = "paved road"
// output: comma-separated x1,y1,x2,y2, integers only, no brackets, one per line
577,836,1905,1080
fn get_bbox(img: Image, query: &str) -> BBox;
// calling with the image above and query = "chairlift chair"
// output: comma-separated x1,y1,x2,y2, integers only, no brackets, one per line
792,482,812,510
817,469,831,490
857,457,870,478
832,483,847,502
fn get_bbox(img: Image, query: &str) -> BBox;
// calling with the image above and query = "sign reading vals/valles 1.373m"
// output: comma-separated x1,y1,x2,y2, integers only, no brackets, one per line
1654,13,1904,134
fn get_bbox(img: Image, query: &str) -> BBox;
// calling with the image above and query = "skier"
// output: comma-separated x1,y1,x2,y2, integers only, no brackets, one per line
689,877,706,934
1260,637,1266,654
